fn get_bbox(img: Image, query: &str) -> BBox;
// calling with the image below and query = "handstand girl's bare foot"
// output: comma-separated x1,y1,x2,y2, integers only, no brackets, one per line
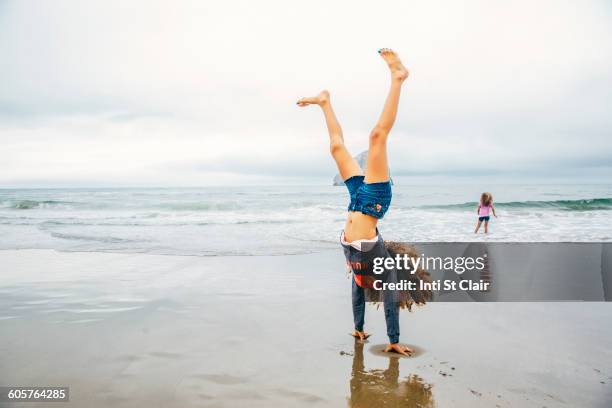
384,343,414,356
351,330,371,341
296,90,330,107
378,48,409,82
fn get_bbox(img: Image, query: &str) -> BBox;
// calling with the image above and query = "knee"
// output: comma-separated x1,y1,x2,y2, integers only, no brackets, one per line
330,140,344,155
369,127,387,144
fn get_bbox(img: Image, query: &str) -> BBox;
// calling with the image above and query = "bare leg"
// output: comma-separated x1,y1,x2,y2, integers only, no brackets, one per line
364,49,409,183
297,90,362,180
484,220,489,234
474,220,482,233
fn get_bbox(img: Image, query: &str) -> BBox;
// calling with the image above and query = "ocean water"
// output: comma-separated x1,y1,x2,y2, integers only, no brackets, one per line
1,184,611,256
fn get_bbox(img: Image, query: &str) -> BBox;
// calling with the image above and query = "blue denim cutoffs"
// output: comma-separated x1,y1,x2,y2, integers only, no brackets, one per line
344,175,392,219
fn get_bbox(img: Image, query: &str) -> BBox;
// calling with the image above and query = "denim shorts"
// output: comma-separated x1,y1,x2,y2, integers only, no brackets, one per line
478,216,490,222
344,175,392,219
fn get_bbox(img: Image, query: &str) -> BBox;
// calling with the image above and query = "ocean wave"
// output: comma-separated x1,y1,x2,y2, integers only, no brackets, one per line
158,201,245,211
1,196,344,212
420,198,612,211
3,200,75,210
32,217,305,229
48,231,145,244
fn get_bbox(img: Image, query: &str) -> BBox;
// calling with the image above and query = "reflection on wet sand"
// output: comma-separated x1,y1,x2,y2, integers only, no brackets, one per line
348,340,434,408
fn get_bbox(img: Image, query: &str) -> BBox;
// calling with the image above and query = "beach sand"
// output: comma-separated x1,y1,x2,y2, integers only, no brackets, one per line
1,249,611,407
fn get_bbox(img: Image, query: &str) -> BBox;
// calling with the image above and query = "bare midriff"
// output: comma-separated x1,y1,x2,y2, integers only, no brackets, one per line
343,211,378,242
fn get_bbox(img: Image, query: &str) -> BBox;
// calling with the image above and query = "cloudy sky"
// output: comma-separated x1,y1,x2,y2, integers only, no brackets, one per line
1,0,611,186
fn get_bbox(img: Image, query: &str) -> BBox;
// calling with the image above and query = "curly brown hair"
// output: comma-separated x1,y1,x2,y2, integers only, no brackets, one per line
382,241,433,310
480,192,493,207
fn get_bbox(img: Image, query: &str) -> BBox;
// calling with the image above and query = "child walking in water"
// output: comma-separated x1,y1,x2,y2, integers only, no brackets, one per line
297,49,431,356
474,192,497,233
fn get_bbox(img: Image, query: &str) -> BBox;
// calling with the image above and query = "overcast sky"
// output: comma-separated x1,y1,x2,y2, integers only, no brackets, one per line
1,0,611,187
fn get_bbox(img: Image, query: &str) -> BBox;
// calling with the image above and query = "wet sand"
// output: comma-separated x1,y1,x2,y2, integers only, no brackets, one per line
0,249,611,407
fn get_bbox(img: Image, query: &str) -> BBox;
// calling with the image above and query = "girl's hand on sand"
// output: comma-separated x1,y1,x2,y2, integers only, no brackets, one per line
384,343,414,356
351,330,370,341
